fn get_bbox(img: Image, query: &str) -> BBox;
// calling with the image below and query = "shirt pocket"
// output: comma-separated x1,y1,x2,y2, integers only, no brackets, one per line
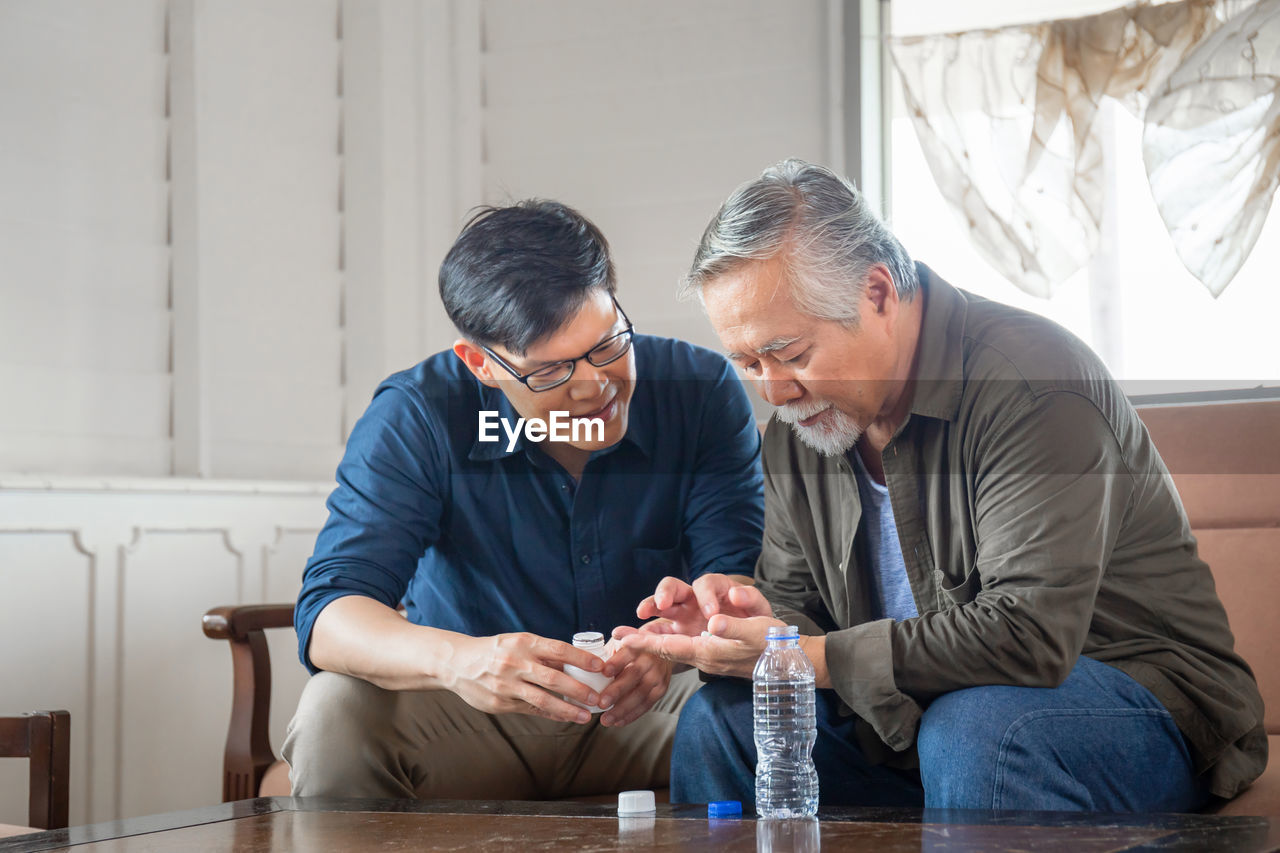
606,543,689,625
632,543,688,583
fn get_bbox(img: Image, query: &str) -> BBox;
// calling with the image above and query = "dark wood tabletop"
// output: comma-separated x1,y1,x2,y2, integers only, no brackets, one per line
3,797,1277,852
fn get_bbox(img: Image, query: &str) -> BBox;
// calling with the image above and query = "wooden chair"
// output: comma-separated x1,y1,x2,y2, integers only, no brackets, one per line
202,604,296,801
0,710,70,835
201,603,664,805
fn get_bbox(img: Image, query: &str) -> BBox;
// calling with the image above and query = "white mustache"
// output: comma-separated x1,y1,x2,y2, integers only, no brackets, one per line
775,401,832,425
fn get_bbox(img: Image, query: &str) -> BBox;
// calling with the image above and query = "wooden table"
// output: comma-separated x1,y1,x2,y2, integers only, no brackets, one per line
3,798,1278,851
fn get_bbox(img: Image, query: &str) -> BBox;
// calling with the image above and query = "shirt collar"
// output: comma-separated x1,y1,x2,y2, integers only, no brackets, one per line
467,385,525,461
907,262,966,423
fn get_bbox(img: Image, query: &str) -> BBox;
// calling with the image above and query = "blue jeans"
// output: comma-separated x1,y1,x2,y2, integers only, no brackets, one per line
672,656,1209,812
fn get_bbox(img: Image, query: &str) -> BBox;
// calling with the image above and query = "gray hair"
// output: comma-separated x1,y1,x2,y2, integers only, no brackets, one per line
681,159,918,325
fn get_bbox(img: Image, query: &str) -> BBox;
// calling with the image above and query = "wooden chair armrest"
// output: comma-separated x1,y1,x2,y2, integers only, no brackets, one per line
202,602,296,802
203,603,296,640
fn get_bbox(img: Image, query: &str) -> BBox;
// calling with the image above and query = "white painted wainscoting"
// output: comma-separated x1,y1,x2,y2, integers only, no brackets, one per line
0,478,329,825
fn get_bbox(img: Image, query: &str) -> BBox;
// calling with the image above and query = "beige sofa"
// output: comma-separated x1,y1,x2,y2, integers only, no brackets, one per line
1136,399,1278,815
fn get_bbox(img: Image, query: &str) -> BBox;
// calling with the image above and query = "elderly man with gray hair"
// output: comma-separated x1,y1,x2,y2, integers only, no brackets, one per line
617,159,1266,811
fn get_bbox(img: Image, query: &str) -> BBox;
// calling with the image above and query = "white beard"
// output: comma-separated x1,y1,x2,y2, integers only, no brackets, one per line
775,401,863,457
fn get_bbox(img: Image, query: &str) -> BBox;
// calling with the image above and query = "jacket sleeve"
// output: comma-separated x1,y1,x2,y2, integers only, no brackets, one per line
825,391,1135,750
754,419,841,637
294,383,448,674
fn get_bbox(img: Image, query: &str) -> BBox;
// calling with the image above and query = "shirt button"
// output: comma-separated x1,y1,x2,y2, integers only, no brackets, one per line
581,555,591,564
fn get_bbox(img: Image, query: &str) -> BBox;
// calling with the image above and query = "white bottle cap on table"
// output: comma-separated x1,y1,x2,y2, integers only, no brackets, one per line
617,789,656,815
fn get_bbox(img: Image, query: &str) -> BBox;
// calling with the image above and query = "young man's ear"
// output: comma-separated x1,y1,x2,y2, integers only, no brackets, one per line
453,340,500,388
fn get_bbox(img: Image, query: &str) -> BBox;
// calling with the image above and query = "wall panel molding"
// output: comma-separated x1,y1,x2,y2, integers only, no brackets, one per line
0,481,328,821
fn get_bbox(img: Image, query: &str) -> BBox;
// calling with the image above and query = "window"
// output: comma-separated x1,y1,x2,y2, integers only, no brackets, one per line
886,0,1280,396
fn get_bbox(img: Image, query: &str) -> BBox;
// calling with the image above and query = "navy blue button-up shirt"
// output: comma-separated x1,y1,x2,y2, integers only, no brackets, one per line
295,334,764,673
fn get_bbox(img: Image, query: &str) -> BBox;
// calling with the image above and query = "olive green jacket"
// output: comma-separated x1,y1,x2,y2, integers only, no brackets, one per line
756,263,1266,799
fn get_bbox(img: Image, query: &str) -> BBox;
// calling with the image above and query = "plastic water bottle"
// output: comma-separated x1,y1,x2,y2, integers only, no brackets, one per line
753,625,818,818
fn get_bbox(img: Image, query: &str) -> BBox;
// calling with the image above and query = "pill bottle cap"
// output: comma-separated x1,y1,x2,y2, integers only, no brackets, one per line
573,631,606,648
617,789,656,815
707,800,742,818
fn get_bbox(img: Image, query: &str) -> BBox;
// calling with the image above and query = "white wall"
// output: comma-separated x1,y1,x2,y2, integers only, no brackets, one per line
0,0,173,477
0,0,844,823
0,0,461,483
170,0,346,480
2,0,848,483
477,0,839,356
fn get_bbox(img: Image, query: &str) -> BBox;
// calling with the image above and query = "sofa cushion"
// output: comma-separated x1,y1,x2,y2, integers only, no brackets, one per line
1137,401,1277,816
1195,529,1280,736
1137,400,1280,528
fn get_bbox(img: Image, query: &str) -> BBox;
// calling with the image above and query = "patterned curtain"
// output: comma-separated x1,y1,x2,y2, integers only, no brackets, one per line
890,0,1279,297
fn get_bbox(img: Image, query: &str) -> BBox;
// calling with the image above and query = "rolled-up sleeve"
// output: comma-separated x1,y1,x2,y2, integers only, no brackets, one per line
826,390,1135,750
295,383,447,673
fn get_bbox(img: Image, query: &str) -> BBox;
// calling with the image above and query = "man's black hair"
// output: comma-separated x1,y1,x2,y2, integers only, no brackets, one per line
439,199,617,356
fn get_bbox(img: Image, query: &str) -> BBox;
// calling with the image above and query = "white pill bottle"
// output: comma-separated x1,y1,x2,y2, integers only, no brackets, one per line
563,631,614,714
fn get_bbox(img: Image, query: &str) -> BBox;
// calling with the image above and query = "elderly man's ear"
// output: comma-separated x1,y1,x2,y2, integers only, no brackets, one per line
863,264,900,318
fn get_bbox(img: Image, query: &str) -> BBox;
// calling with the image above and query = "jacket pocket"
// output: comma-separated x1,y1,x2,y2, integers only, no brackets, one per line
936,565,981,607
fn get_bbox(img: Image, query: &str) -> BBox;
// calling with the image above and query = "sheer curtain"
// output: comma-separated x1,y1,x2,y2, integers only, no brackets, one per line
890,0,1279,298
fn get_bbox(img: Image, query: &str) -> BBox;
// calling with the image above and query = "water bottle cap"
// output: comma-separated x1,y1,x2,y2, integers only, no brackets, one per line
617,789,656,815
707,800,743,818
765,625,800,640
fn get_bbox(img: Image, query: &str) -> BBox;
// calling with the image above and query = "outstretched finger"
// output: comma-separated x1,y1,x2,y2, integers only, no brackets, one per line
691,574,737,619
638,619,681,635
652,576,695,613
619,616,681,636
618,631,700,668
635,594,661,621
727,584,774,617
706,613,765,639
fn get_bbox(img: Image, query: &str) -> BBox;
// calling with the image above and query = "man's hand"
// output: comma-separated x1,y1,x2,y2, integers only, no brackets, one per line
617,613,789,679
593,640,674,727
441,632,606,723
634,574,773,636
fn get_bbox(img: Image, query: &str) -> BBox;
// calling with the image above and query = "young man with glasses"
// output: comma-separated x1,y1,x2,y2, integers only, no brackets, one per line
283,200,764,800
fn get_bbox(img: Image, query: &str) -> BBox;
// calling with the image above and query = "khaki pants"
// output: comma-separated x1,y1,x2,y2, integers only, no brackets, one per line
283,669,701,799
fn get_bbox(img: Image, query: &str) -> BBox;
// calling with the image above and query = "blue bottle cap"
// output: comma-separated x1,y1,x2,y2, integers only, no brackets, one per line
708,800,743,818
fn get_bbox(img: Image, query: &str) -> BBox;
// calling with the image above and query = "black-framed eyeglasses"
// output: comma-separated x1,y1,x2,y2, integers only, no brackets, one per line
481,298,635,393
